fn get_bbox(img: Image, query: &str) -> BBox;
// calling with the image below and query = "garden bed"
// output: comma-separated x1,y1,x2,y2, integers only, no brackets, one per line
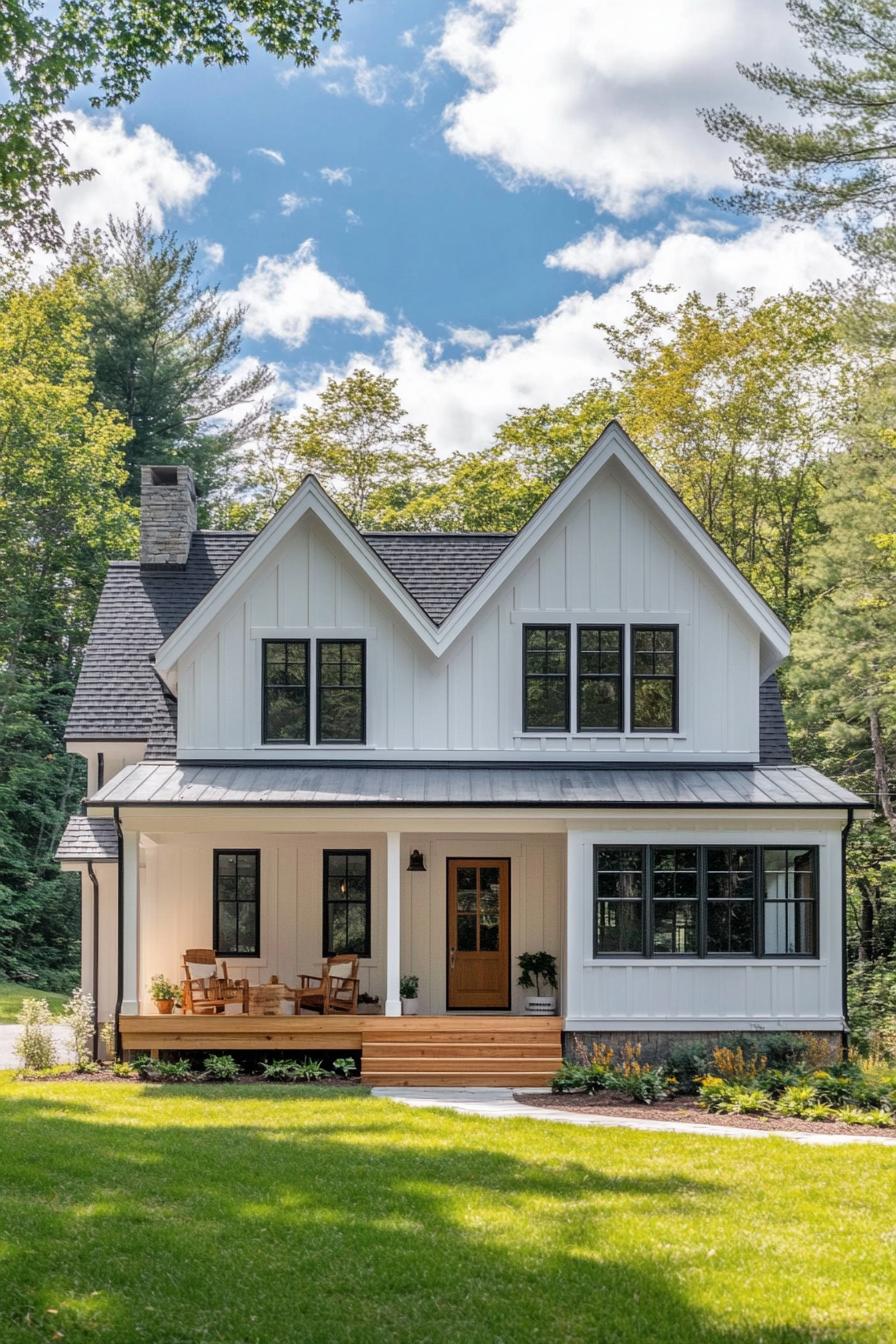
516,1089,896,1137
17,1067,365,1086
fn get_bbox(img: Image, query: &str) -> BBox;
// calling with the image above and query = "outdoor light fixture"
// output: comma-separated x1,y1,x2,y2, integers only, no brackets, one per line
407,849,427,872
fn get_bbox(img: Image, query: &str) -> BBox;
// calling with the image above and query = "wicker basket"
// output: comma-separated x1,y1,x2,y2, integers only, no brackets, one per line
247,984,285,1016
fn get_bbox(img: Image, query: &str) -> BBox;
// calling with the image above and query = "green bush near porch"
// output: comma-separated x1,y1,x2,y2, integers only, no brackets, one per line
0,1078,894,1342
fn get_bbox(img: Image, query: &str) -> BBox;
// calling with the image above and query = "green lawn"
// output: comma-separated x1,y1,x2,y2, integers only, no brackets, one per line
0,980,68,1024
0,1079,893,1344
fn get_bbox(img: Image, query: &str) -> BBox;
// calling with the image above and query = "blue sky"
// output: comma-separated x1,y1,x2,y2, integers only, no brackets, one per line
55,0,849,454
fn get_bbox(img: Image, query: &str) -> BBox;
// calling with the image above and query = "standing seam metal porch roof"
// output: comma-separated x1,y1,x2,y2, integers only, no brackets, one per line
90,761,867,809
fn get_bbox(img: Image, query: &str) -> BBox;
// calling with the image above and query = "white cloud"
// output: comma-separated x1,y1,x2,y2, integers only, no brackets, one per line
345,208,362,227
53,111,216,236
314,49,396,105
433,0,806,215
447,325,493,350
545,227,657,279
251,147,286,166
320,166,352,185
399,29,416,48
223,239,387,348
202,241,225,267
293,221,848,456
280,192,319,215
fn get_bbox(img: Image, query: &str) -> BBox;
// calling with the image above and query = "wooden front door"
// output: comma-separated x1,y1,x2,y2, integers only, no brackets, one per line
447,859,510,1010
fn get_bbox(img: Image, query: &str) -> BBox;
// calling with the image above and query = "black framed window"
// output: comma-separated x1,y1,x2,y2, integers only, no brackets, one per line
707,847,756,955
652,847,698,955
317,640,366,744
214,850,260,957
523,625,570,731
323,850,371,957
631,625,678,731
762,847,817,957
592,845,817,960
263,639,309,743
578,625,623,731
593,846,644,955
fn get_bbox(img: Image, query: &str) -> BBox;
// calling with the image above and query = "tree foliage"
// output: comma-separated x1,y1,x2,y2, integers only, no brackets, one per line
0,271,135,986
0,0,347,255
233,370,433,529
703,0,896,260
65,212,272,504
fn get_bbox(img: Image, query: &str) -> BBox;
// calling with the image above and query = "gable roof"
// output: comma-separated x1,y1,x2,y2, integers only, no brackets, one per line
65,527,513,742
152,423,790,681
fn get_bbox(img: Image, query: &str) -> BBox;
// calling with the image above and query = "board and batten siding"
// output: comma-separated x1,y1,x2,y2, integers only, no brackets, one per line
174,464,760,761
136,830,563,1015
564,815,845,1032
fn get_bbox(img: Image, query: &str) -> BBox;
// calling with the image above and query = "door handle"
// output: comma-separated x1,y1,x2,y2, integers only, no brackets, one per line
449,946,456,969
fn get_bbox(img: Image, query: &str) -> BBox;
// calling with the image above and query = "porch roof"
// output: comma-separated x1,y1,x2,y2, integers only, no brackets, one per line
55,815,118,861
90,761,868,810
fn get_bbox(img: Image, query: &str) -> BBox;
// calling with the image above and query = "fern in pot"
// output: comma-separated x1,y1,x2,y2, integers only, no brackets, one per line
517,952,558,1015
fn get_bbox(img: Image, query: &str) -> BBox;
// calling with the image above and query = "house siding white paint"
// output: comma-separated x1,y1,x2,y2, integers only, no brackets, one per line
174,466,761,762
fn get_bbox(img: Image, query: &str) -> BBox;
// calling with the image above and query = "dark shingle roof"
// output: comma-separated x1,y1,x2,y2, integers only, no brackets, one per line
363,532,513,624
67,525,793,764
55,816,118,862
759,674,792,765
66,532,250,742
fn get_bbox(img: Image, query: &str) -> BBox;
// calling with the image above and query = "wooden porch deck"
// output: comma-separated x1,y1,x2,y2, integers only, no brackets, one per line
119,1014,565,1085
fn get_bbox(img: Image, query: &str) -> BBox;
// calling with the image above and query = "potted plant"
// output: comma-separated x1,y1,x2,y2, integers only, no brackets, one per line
149,974,182,1015
517,952,558,1015
400,975,420,1016
356,992,382,1016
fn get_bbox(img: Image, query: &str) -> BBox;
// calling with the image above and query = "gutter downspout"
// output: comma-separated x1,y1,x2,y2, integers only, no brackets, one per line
86,860,100,1062
113,805,123,1059
841,807,854,1058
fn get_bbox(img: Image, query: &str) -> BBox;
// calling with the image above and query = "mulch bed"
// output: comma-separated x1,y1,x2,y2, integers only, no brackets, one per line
513,1090,896,1139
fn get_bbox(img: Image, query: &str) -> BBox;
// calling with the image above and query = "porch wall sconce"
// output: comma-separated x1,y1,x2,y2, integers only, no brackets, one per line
407,849,427,873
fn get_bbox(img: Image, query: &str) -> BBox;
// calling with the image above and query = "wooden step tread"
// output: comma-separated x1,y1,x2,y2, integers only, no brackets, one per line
362,1072,556,1085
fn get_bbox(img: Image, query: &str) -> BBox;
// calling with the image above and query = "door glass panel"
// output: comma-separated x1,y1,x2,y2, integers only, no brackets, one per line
456,912,477,951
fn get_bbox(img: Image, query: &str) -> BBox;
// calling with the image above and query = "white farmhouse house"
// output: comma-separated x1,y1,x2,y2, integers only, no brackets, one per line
56,422,867,1082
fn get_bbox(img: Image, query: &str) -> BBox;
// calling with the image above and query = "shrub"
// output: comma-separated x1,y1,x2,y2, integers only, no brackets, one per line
332,1057,357,1077
697,1077,771,1115
61,987,95,1071
755,1033,808,1069
111,1061,134,1077
609,1042,672,1104
100,1015,117,1060
260,1059,300,1082
292,1058,332,1081
133,1055,193,1082
711,1045,766,1082
662,1042,711,1094
15,998,58,1072
203,1054,239,1082
399,975,419,999
551,1062,592,1093
776,1085,819,1118
857,1108,896,1129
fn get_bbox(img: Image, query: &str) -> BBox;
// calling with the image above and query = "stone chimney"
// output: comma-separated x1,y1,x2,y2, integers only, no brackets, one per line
139,466,197,569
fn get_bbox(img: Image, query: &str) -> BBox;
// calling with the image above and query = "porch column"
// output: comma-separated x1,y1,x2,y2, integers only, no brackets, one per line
120,828,140,1016
384,831,402,1017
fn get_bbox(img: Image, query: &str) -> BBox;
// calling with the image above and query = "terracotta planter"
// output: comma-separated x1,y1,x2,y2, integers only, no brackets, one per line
154,998,175,1015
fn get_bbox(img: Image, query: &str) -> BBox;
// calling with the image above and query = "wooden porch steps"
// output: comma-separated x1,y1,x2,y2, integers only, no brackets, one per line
360,1016,563,1087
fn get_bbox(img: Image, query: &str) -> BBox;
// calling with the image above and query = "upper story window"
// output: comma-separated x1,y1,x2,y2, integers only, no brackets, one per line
592,844,817,959
523,625,570,731
317,640,366,744
631,625,678,732
263,640,309,743
577,626,624,732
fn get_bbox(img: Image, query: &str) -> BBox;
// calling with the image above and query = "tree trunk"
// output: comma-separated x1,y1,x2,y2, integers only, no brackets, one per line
870,708,896,837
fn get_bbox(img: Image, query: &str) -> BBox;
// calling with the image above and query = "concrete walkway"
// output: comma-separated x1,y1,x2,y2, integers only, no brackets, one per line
371,1086,896,1147
0,1023,72,1070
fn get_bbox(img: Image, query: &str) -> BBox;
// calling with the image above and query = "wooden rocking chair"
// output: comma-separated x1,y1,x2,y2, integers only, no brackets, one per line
294,955,360,1015
181,949,248,1014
